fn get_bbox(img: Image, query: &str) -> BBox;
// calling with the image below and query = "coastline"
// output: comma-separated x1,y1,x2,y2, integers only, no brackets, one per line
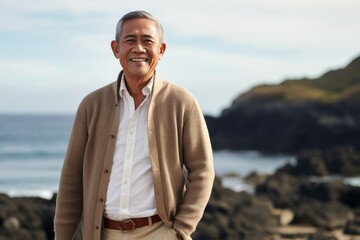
1,112,359,239
1,171,360,240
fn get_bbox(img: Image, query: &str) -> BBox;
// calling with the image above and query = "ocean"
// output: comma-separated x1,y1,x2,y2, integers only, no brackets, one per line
0,114,358,199
0,114,73,198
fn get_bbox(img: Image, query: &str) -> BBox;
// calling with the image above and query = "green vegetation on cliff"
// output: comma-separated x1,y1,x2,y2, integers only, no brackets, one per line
237,55,360,104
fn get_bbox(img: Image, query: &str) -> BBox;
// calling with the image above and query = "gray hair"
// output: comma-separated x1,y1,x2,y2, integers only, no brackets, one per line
115,11,164,42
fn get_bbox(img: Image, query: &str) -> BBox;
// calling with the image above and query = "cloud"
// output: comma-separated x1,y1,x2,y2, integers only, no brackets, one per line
0,0,359,115
0,59,59,84
2,0,359,51
159,1,360,51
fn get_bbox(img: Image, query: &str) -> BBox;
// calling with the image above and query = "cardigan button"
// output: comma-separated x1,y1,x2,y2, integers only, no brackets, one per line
111,134,115,139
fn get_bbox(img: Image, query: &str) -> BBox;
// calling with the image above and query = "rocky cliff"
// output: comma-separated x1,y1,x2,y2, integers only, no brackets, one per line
206,55,360,153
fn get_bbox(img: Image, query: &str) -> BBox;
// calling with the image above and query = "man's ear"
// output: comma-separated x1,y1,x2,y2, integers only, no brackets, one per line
111,40,119,58
159,42,166,59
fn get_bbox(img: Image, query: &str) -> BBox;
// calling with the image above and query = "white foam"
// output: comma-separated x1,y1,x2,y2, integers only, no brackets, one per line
4,189,56,200
344,177,360,187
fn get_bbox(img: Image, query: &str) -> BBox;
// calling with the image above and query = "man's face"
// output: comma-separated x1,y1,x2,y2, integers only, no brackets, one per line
111,18,166,81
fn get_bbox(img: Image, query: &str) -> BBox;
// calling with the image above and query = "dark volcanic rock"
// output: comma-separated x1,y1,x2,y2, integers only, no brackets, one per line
255,173,307,208
256,172,360,209
256,170,360,235
1,174,359,239
344,209,360,235
308,230,338,240
193,177,279,240
276,146,360,177
339,186,360,209
206,99,360,153
0,194,55,240
292,200,354,230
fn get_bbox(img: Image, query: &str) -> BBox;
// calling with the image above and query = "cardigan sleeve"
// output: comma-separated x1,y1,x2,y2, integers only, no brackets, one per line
173,99,215,239
54,104,87,240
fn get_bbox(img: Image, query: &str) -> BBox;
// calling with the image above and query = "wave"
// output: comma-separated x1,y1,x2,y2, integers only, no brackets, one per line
4,189,57,200
0,151,65,160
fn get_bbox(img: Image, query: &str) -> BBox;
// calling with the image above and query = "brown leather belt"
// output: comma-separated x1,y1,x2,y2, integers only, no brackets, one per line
103,214,162,232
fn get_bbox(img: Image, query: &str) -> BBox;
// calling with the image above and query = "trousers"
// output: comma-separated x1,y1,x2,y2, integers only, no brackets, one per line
101,221,178,240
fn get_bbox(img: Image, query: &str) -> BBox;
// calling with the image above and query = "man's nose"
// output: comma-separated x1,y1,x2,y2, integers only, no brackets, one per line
132,41,146,52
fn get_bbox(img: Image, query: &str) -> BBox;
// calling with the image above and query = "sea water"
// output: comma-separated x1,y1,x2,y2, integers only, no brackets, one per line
0,114,73,198
0,114,358,199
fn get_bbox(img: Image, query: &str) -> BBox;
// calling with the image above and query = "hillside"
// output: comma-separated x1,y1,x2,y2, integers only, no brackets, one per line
206,55,360,153
231,55,360,106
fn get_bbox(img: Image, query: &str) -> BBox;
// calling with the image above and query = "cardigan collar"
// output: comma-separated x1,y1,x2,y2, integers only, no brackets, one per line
113,70,164,105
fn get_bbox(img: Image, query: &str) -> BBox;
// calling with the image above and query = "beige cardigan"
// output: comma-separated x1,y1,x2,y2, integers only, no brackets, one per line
54,71,215,240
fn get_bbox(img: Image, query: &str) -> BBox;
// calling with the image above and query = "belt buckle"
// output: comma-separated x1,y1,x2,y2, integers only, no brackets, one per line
120,219,136,232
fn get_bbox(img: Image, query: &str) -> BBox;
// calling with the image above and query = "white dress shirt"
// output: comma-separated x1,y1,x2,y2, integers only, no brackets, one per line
104,75,156,220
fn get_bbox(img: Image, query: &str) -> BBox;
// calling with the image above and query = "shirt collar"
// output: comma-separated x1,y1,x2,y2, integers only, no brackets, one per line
119,75,154,98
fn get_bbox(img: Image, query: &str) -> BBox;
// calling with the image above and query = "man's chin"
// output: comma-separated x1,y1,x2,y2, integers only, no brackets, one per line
124,70,154,80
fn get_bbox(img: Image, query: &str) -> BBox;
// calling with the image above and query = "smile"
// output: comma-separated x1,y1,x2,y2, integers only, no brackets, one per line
130,58,148,62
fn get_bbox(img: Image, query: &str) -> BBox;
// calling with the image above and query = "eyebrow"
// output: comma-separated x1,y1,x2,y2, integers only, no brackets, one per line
123,34,136,39
123,34,155,39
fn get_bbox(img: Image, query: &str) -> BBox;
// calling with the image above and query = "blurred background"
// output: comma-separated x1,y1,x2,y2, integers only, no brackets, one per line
1,1,360,239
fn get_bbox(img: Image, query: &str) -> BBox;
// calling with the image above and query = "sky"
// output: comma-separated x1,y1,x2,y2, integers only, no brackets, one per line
0,0,359,116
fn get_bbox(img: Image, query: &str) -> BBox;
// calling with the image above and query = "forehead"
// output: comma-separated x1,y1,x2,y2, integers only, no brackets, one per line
121,18,159,38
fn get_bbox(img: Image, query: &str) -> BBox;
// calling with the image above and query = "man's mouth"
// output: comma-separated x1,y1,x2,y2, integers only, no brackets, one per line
130,58,148,62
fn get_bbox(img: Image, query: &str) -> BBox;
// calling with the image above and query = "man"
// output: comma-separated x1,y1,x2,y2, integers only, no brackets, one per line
54,10,214,240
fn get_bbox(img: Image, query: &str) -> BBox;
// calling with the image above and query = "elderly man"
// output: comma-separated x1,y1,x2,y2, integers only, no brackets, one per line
54,10,214,240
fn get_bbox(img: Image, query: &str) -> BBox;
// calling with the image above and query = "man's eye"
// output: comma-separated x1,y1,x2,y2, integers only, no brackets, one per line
144,39,153,44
